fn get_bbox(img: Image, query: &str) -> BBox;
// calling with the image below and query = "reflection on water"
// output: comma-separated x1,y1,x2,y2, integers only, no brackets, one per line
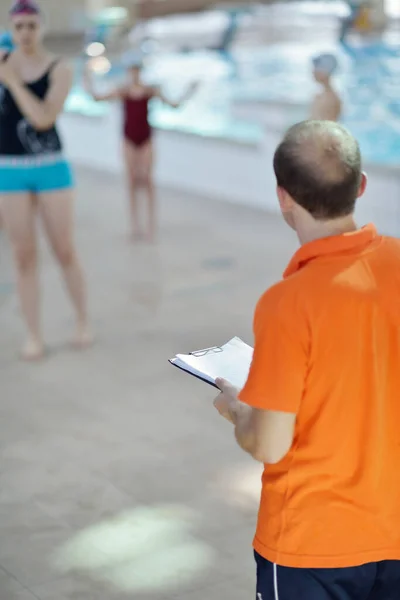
53,505,215,593
67,37,400,165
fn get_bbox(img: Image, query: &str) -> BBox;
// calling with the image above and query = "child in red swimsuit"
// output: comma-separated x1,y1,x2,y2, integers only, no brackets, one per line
85,57,197,242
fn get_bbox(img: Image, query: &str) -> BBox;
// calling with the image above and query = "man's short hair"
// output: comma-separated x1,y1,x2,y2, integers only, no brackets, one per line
273,121,362,220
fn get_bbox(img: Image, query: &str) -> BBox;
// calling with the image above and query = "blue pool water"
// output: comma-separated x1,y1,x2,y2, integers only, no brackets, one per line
67,38,400,166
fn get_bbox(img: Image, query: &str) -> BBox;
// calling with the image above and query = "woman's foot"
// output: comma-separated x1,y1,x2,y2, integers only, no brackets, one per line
71,322,93,350
21,337,44,362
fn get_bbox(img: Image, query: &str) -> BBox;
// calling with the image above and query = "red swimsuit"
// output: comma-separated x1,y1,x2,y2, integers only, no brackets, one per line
123,96,152,148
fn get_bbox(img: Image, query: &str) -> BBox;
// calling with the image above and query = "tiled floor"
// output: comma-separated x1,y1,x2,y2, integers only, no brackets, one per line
0,167,298,599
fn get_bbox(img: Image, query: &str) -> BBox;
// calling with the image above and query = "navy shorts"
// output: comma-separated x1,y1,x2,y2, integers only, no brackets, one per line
255,551,400,600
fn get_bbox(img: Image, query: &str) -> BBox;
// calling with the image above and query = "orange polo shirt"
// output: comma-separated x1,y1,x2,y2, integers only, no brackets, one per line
239,224,400,568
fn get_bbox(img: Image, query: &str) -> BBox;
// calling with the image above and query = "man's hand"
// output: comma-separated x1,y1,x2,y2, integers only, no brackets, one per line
0,62,19,88
213,378,241,424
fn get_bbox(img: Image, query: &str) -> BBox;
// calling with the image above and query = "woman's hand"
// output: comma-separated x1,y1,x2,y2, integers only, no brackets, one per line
0,61,19,88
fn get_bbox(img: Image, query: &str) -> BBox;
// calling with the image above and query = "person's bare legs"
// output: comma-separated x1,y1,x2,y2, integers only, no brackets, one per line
123,139,140,240
1,193,43,360
137,141,156,242
38,189,91,348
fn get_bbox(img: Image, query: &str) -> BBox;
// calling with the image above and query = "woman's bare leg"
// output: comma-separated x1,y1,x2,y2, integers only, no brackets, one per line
38,189,91,348
1,193,43,359
138,141,156,242
123,139,140,239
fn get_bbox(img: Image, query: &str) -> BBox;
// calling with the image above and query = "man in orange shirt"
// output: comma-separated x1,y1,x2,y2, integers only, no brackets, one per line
214,120,400,599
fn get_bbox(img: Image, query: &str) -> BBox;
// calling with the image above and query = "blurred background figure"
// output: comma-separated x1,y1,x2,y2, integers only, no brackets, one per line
310,53,342,121
340,0,366,42
338,0,384,43
0,0,90,359
84,55,197,243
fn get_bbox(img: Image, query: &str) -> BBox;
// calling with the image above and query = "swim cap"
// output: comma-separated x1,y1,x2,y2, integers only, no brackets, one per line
122,50,143,69
9,0,40,16
312,53,338,75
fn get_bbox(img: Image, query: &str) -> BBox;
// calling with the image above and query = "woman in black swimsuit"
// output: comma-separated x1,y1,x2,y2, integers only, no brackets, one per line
0,0,91,360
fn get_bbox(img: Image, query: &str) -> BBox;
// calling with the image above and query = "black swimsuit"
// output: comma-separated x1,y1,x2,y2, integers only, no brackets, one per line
0,53,73,194
0,53,63,156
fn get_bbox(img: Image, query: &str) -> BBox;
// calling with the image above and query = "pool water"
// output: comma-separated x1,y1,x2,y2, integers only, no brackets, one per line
67,37,400,166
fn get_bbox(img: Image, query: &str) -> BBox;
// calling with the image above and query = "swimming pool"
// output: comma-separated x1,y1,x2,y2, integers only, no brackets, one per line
66,37,400,166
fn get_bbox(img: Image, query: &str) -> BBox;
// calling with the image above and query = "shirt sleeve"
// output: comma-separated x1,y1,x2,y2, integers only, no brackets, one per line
239,285,309,414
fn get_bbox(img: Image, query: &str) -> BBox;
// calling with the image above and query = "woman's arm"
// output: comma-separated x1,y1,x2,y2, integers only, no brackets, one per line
86,88,122,102
6,61,73,131
152,82,199,109
83,63,123,102
88,90,122,102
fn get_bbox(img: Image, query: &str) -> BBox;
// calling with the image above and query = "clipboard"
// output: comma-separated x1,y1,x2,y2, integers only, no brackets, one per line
169,337,253,390
169,359,220,388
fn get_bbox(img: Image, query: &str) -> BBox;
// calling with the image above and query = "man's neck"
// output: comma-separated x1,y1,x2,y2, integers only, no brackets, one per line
297,215,357,246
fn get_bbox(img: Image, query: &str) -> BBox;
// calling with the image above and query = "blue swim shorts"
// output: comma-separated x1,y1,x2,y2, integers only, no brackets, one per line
0,153,74,194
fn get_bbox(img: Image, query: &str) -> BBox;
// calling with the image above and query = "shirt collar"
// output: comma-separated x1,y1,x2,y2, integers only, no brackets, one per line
284,224,378,278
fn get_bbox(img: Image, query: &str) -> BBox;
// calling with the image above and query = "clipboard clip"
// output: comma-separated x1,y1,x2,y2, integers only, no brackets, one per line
190,345,223,357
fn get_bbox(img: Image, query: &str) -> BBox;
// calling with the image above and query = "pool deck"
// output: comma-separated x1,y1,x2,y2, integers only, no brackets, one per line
0,166,297,600
1,8,398,597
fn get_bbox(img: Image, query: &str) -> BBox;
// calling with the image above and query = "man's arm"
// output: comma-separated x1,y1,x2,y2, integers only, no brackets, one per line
215,379,296,464
214,287,307,463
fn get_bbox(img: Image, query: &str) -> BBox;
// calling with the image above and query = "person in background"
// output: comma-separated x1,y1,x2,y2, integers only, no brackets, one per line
214,120,400,599
0,0,91,360
340,0,373,42
310,53,342,121
340,0,362,42
84,56,197,243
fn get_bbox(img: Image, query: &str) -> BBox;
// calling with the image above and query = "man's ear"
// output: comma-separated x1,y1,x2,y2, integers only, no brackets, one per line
277,186,293,212
357,172,367,198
